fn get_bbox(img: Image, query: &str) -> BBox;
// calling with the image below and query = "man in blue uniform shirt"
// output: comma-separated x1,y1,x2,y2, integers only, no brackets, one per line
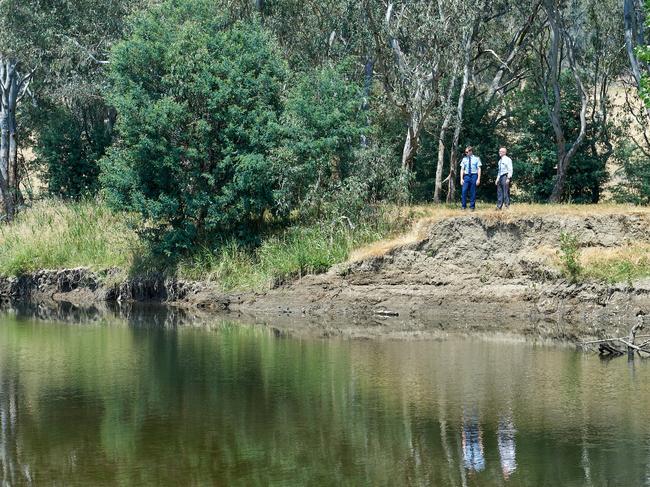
460,146,481,211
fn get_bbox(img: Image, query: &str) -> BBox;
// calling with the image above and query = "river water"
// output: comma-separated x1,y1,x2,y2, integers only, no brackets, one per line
0,310,649,486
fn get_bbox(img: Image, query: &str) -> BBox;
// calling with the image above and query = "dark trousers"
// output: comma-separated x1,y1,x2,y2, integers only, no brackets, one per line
497,174,510,208
461,174,478,209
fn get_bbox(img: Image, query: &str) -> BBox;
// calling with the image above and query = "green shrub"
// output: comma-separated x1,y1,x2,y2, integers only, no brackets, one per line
101,2,287,255
558,232,582,282
274,62,369,219
31,103,110,199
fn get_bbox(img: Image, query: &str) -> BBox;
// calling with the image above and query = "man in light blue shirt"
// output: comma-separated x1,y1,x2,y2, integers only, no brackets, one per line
460,146,481,211
494,147,513,209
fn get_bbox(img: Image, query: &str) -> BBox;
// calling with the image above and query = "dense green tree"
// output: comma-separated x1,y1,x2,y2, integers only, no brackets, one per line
101,1,288,254
26,0,140,201
31,102,109,199
273,63,369,218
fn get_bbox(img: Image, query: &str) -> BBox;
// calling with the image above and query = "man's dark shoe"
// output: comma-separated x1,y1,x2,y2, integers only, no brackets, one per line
470,207,476,212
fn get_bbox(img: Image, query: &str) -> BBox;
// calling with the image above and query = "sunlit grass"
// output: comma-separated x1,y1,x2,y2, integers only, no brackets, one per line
0,200,143,276
176,216,405,291
580,243,650,284
0,200,647,289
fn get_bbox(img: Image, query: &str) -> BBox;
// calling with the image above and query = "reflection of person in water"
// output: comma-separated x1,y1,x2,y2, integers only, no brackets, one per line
497,415,517,479
462,414,485,472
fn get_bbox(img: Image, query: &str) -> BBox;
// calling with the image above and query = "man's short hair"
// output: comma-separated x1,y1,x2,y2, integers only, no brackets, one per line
500,147,507,152
465,146,473,152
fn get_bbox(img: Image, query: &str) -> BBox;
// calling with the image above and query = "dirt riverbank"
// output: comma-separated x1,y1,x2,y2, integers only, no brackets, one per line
1,211,649,339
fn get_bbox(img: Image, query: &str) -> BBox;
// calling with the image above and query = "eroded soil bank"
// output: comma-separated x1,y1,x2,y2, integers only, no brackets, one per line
2,212,649,339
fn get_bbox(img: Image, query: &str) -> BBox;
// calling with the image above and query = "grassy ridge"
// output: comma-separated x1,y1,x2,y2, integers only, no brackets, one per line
0,200,648,289
0,200,404,291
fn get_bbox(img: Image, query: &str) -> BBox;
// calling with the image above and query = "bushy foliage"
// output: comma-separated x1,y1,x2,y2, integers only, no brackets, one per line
101,1,287,254
271,62,409,224
637,33,650,107
31,102,110,199
273,63,368,217
558,232,582,282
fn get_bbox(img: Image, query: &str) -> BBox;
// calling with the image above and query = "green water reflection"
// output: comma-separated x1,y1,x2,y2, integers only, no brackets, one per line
1,313,650,486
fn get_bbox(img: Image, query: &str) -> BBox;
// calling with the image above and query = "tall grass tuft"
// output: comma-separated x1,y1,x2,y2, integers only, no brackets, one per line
581,244,650,284
0,200,142,275
177,215,401,291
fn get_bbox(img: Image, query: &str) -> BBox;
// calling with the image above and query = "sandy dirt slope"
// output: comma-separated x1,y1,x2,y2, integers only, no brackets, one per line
230,212,650,336
1,211,649,339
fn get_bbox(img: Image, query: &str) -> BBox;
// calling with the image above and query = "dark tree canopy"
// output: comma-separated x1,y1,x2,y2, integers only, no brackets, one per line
101,1,288,253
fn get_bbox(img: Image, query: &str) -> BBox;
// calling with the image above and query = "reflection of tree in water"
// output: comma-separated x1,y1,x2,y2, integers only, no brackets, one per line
0,372,33,485
0,313,650,485
1,300,200,329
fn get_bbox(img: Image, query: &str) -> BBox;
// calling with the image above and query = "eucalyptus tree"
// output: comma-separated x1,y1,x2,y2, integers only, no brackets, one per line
364,0,472,173
533,0,589,202
0,0,140,216
224,0,370,71
29,0,142,200
500,0,623,203
0,0,41,218
611,0,650,203
624,0,648,100
583,0,626,177
433,0,541,203
443,15,480,201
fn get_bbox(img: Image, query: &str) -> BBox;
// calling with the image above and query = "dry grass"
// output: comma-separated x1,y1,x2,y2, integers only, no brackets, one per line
474,204,650,226
347,205,462,261
349,203,650,263
580,243,650,283
580,244,650,265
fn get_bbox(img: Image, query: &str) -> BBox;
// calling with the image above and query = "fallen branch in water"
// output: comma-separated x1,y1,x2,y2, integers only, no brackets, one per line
579,321,648,358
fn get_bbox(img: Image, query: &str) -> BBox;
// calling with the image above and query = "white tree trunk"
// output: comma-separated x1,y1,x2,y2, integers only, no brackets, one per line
401,115,420,172
0,63,14,219
447,27,475,203
0,57,29,220
434,76,457,203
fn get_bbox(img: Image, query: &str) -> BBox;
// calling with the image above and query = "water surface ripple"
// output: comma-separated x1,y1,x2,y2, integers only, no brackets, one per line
0,313,648,486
